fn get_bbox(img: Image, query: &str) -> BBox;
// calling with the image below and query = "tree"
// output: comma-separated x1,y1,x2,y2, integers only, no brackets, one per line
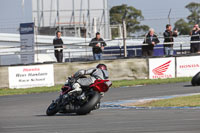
174,19,191,35
110,4,149,38
174,2,200,35
185,2,200,25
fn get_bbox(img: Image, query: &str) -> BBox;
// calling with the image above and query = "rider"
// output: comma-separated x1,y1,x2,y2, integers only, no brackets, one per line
67,64,109,95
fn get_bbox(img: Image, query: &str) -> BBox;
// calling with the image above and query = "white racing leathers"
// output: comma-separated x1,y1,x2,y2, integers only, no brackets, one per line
68,68,109,95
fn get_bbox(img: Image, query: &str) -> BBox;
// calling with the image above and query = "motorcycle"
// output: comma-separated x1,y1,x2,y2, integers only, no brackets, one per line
46,76,112,115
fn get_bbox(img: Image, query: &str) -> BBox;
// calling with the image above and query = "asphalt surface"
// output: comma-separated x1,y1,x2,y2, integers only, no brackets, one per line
1,82,200,133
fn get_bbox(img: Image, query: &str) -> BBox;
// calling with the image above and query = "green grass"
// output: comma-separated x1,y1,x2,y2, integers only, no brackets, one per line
112,77,192,88
0,77,192,96
137,94,200,107
0,85,61,96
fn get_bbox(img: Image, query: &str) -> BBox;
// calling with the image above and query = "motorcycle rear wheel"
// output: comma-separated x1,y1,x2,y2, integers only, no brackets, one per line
46,102,59,116
76,91,101,115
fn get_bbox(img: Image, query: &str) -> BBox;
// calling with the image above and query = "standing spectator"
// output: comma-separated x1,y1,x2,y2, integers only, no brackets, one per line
190,24,200,53
53,31,63,62
163,24,178,56
89,32,107,60
142,28,160,57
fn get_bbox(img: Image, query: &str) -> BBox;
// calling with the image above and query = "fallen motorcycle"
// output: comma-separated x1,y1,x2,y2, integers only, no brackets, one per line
46,76,112,115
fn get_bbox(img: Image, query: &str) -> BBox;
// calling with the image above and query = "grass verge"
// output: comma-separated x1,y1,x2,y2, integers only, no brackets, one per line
0,77,192,96
112,77,192,88
0,85,61,96
136,94,200,107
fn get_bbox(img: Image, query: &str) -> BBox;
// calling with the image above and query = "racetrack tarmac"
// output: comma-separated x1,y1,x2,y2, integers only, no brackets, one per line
1,82,200,133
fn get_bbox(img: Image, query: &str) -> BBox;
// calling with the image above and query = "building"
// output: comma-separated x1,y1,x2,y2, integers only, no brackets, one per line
0,0,110,39
32,0,111,39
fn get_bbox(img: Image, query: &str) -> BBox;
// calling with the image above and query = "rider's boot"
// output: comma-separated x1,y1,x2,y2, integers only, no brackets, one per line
68,83,82,95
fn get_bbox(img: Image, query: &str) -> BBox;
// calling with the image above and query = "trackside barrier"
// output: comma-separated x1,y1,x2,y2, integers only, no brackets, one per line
0,55,199,88
149,57,175,79
8,64,54,89
1,58,148,89
149,55,200,79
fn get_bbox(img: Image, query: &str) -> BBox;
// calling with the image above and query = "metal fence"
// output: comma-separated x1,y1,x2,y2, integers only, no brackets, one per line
0,34,199,65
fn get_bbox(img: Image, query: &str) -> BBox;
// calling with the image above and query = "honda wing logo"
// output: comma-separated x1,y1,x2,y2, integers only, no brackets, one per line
152,60,171,75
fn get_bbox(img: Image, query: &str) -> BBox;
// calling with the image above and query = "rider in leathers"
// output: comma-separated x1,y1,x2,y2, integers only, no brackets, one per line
68,64,109,95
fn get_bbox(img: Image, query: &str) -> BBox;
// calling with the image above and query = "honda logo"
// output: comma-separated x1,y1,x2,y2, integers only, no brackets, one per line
152,60,171,75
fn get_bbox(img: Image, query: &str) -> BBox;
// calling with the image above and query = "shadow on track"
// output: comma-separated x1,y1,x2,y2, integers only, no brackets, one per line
35,113,92,117
183,85,193,87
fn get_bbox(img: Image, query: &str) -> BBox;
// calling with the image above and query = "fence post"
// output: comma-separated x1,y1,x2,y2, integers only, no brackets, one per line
122,19,127,58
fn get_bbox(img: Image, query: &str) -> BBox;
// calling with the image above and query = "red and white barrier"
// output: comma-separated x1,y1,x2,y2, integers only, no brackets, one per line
8,64,54,89
149,57,175,79
149,56,200,79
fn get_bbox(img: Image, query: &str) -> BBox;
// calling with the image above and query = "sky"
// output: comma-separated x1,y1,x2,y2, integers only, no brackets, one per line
0,0,32,33
0,0,199,35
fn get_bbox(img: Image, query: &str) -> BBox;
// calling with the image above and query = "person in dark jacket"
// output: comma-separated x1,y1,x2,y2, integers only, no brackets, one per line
163,24,178,56
53,31,63,62
190,24,200,53
142,28,160,57
89,32,107,60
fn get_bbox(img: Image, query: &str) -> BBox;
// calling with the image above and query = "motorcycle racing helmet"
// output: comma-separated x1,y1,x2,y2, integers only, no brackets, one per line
96,64,107,70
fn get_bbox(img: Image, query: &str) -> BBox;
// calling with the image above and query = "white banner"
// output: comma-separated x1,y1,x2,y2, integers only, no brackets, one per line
9,64,54,89
149,57,175,79
177,56,200,77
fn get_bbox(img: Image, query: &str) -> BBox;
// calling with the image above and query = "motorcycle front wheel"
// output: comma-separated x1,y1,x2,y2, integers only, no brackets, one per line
46,102,59,116
191,72,200,86
76,91,101,115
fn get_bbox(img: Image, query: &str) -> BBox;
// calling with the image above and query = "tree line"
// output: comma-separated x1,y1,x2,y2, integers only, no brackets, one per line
110,2,200,38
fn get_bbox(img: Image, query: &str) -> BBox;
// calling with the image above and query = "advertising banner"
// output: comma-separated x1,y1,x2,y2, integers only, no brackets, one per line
9,65,54,89
176,56,200,77
149,57,175,79
20,22,35,64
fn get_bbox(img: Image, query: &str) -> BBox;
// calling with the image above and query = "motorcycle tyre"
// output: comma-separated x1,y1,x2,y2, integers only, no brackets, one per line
46,102,59,116
76,91,101,115
191,72,200,86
